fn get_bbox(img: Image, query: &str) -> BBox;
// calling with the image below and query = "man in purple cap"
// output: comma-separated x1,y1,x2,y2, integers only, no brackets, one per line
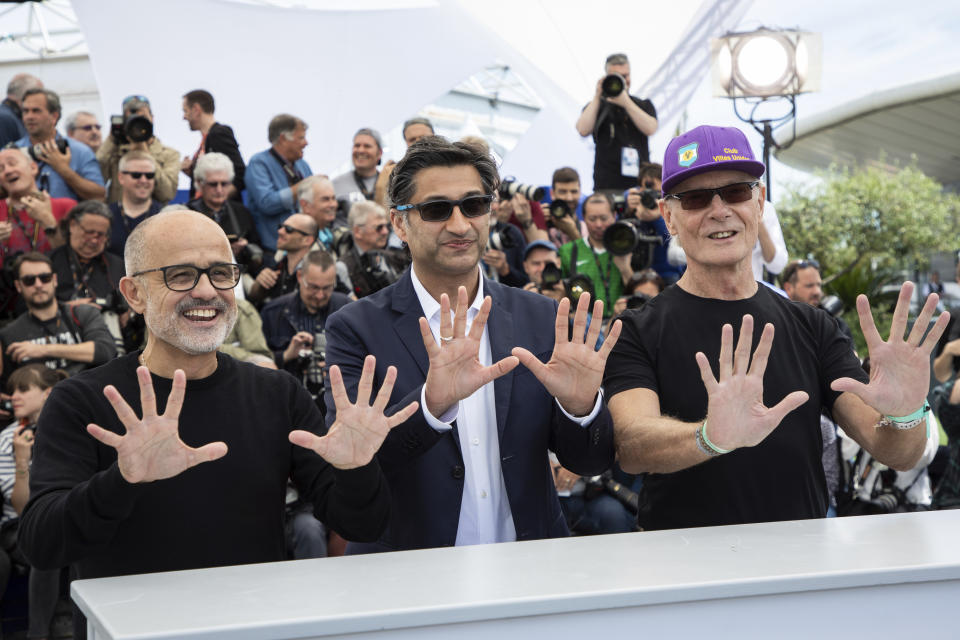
603,124,948,531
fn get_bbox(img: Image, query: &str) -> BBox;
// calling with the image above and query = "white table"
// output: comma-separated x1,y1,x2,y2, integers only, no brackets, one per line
72,510,960,639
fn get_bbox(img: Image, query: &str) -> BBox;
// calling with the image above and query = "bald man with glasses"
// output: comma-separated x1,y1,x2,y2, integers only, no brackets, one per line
605,125,948,531
19,209,414,638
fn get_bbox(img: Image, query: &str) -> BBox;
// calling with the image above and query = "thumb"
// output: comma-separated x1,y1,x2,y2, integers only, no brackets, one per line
831,376,870,397
766,391,809,426
189,441,228,466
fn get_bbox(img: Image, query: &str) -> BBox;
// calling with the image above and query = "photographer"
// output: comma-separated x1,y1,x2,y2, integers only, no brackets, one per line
558,193,633,318
97,95,180,204
261,250,349,378
16,88,105,202
106,150,163,257
0,147,71,255
542,167,585,247
575,53,657,192
484,197,528,287
50,201,125,307
0,364,68,639
247,213,317,307
336,200,408,298
521,240,565,302
187,152,263,275
0,252,115,382
623,162,682,283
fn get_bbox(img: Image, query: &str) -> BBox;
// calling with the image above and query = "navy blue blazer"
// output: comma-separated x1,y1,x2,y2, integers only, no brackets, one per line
324,270,615,553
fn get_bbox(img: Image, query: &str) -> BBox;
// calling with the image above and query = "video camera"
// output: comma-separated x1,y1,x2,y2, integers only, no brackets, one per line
110,113,153,145
541,262,594,304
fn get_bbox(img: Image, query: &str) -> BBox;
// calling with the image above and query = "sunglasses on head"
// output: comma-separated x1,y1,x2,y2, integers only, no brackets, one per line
782,259,820,283
20,273,53,286
664,181,759,211
395,194,493,222
122,171,155,180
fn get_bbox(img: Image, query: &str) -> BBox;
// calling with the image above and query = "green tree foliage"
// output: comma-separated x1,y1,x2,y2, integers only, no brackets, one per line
777,164,960,285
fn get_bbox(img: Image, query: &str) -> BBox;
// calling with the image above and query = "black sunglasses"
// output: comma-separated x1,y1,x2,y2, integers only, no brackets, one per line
78,124,101,131
20,273,54,286
131,263,242,292
395,194,493,222
279,223,311,237
664,181,759,211
204,181,231,188
122,171,155,180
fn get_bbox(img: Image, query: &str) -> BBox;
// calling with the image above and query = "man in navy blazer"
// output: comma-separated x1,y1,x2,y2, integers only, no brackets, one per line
325,137,622,553
245,114,312,252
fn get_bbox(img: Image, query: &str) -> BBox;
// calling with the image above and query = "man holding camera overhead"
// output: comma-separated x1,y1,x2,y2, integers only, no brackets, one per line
97,95,180,205
575,53,657,192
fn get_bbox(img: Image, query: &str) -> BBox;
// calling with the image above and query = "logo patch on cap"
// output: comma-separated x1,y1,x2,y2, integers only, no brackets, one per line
678,142,698,167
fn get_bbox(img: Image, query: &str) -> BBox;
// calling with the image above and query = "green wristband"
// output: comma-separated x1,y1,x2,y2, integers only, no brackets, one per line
700,420,732,455
887,402,930,424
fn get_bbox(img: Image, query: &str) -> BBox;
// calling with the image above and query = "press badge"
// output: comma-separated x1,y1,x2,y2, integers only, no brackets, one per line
621,147,640,177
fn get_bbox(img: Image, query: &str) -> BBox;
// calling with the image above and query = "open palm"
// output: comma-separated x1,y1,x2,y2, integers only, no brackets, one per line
87,367,228,483
290,355,418,469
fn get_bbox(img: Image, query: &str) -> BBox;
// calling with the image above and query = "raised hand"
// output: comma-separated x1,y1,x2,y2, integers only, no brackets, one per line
696,315,809,451
289,355,418,469
832,282,950,416
87,367,228,483
512,292,620,416
421,286,519,416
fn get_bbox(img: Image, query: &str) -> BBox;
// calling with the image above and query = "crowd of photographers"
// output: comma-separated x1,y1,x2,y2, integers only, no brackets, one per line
0,51,956,636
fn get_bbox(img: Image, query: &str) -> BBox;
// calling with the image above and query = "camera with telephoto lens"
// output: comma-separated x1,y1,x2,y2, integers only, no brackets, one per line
488,227,517,252
549,199,572,219
819,295,844,317
582,470,639,514
110,113,153,145
359,251,398,294
227,235,263,272
499,177,544,202
541,263,595,304
93,290,129,315
602,218,663,270
25,137,68,163
601,73,627,98
637,188,659,211
298,330,327,399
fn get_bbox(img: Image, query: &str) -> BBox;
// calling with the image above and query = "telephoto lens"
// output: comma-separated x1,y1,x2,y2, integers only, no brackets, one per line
549,199,571,219
601,73,626,98
602,220,640,256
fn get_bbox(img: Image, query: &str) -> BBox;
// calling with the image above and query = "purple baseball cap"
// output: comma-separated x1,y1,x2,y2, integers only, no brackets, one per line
661,125,765,194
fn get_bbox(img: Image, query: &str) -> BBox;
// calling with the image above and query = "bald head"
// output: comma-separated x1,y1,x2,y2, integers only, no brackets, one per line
125,209,230,275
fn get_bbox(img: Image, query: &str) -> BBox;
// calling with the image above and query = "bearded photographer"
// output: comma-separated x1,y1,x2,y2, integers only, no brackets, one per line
575,53,657,192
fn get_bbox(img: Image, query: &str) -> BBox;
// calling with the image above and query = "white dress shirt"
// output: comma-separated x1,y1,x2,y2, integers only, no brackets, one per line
411,266,601,546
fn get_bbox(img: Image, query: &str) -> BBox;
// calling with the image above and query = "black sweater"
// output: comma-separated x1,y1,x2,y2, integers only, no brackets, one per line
20,351,389,578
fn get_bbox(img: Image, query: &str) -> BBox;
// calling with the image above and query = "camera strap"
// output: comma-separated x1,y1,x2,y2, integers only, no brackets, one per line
577,240,612,308
5,201,42,251
269,149,303,187
352,171,377,201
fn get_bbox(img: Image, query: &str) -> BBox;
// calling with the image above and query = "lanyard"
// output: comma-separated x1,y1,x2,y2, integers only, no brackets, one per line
587,241,612,306
4,201,42,251
269,149,303,187
352,171,377,200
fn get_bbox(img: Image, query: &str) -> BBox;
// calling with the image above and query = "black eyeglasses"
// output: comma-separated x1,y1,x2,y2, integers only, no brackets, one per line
131,263,242,292
122,171,155,180
279,223,311,237
395,194,493,222
20,273,54,286
664,181,759,211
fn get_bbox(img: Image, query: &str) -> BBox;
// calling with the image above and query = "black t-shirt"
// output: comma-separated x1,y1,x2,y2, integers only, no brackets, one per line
604,284,867,530
588,95,656,190
20,351,388,579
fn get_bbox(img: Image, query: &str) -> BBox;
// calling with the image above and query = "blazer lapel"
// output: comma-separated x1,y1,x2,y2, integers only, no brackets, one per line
486,280,514,440
390,271,430,378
